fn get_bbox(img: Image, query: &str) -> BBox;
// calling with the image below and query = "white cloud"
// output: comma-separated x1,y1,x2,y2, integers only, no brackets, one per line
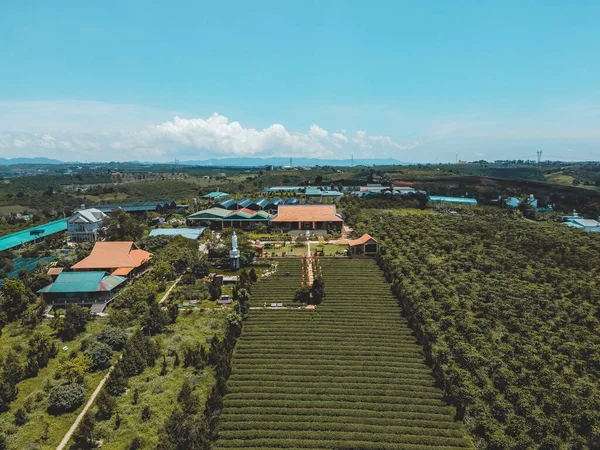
309,125,328,139
0,109,420,161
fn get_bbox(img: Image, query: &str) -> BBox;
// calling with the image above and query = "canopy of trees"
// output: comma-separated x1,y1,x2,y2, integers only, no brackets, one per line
354,210,600,449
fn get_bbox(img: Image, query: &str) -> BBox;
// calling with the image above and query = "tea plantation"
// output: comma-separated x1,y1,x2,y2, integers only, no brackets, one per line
214,258,473,449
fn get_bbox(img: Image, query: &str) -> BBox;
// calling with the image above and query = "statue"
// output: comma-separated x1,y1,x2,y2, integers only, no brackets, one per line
230,231,240,270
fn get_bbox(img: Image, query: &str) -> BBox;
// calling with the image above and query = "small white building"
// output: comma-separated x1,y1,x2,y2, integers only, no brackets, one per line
67,208,107,242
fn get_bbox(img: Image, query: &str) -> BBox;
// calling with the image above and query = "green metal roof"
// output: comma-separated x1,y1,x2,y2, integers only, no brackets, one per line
0,218,68,252
188,208,232,219
37,271,127,294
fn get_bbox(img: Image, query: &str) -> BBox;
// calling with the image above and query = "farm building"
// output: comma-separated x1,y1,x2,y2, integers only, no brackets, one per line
563,216,600,232
202,190,229,200
38,271,127,307
0,218,68,252
348,234,378,256
71,241,152,277
95,201,176,214
270,205,343,231
148,227,206,240
262,186,305,194
428,195,478,205
67,208,107,243
305,188,344,202
187,208,272,230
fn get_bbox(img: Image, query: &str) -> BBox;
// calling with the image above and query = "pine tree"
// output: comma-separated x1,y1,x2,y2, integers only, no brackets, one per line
73,412,95,448
160,355,168,376
95,389,116,420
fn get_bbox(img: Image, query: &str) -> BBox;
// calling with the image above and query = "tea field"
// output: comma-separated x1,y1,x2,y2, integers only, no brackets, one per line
214,258,473,449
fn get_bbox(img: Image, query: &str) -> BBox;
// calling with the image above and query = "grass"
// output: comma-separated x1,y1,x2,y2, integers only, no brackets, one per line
0,205,36,215
93,308,231,449
0,319,111,450
313,243,348,256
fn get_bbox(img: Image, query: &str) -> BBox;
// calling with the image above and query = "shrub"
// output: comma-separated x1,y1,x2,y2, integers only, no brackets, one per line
48,383,85,413
84,341,113,371
98,326,128,351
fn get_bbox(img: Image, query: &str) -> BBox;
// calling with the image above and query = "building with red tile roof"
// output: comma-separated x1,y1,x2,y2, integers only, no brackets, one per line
270,205,343,231
71,241,151,277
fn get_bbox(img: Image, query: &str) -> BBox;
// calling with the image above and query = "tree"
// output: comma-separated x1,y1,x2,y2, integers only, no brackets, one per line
73,411,96,448
106,364,128,396
160,355,168,376
28,332,57,369
99,209,144,241
249,268,258,283
48,383,85,413
141,406,152,422
167,301,179,324
0,379,17,412
310,277,326,305
84,341,113,371
293,286,311,304
98,326,128,351
0,279,35,323
2,350,24,385
208,281,221,301
95,389,116,420
58,353,90,383
14,407,28,426
142,301,168,336
52,305,91,341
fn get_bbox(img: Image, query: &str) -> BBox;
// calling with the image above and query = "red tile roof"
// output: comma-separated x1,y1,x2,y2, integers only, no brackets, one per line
348,234,377,246
72,242,151,271
271,205,343,223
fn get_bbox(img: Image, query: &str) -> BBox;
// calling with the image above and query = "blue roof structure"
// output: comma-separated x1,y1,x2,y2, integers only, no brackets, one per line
284,197,300,205
428,196,478,205
251,198,269,209
149,228,206,240
0,218,68,252
38,271,126,293
202,191,228,200
215,198,237,209
237,198,252,208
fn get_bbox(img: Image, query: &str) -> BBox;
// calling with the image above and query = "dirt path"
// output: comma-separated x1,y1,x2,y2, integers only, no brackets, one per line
56,276,181,449
159,276,181,304
55,366,114,450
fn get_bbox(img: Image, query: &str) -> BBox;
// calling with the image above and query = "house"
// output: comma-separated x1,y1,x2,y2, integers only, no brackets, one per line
270,205,343,231
264,198,283,213
505,194,538,209
348,234,378,256
563,216,600,233
67,208,107,243
37,271,127,306
71,241,152,277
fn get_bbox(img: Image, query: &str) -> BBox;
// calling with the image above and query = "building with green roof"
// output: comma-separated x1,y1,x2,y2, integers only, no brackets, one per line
38,271,127,306
0,218,68,252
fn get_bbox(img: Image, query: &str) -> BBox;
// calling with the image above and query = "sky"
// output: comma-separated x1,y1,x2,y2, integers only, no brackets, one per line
1,0,600,163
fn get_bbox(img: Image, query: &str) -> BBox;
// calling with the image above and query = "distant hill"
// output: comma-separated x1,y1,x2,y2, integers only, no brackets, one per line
180,157,413,167
0,157,65,165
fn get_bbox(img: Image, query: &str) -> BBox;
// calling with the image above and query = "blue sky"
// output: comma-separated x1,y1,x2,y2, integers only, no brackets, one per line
1,1,599,162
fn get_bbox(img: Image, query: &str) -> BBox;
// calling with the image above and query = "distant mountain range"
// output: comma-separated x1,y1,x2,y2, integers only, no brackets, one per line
179,157,413,167
0,157,65,165
0,156,414,167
